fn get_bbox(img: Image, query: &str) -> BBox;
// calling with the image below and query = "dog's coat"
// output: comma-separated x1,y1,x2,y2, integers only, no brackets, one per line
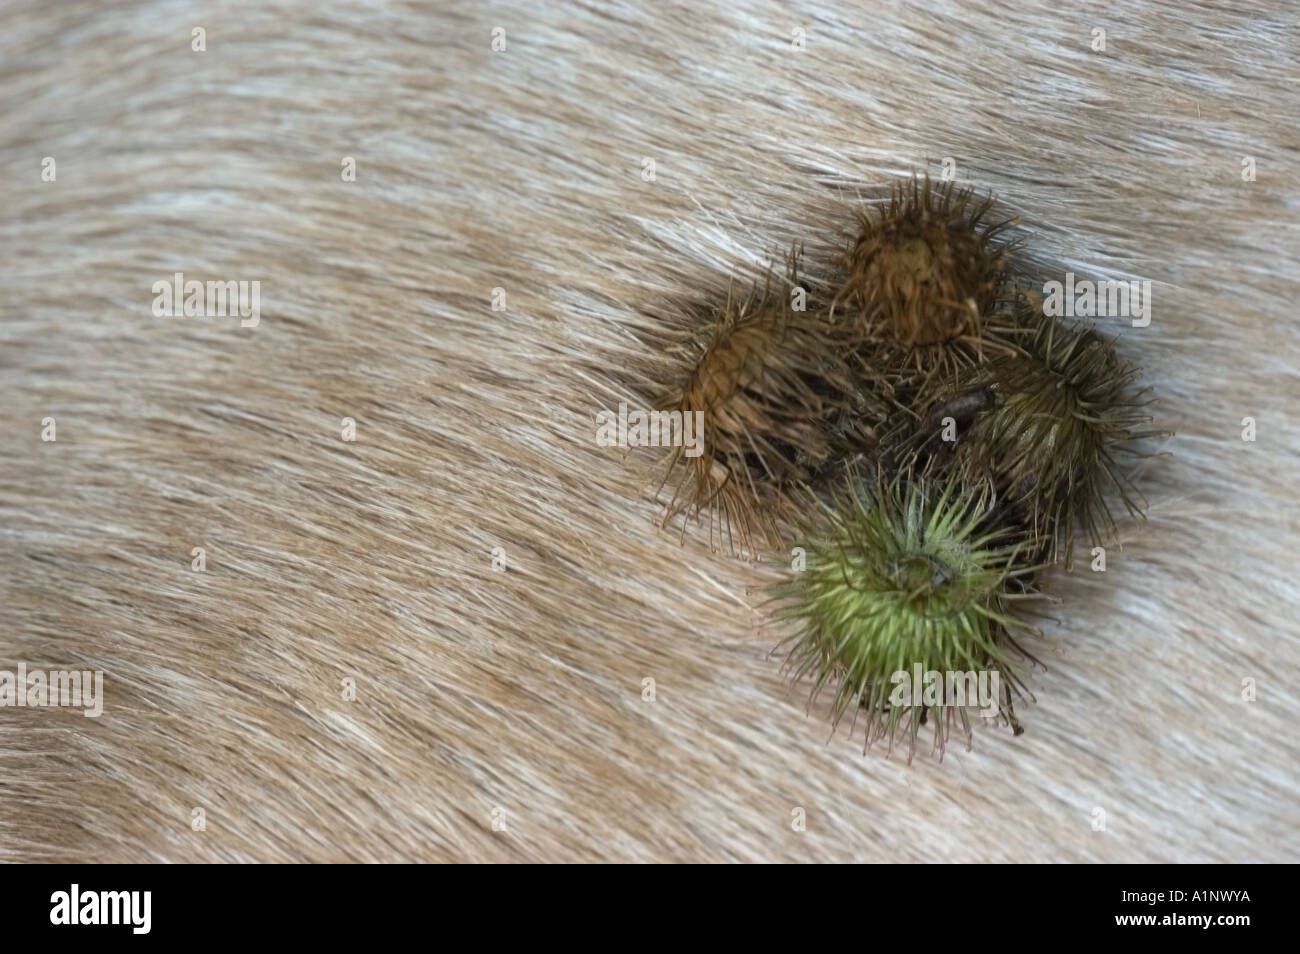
1,0,1297,862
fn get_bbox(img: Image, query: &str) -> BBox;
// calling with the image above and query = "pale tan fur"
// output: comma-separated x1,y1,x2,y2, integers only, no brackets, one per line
1,0,1297,862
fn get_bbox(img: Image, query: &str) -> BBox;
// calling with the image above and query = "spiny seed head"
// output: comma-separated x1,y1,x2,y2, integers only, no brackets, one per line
657,251,858,557
769,469,1042,759
831,176,1019,381
940,297,1164,566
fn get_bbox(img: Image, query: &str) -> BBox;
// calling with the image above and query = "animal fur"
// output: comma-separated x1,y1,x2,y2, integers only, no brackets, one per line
1,0,1297,862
